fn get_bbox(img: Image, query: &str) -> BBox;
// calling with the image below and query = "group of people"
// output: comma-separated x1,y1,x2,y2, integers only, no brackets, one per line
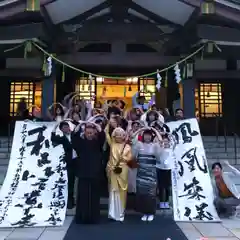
46,92,183,224
19,91,240,223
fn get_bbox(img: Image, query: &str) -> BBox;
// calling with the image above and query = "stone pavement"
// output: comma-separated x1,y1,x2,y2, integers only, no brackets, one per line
0,171,239,240
178,218,240,240
0,216,73,240
0,210,239,240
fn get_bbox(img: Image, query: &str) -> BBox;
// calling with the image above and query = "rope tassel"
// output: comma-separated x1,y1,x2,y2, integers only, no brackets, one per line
26,0,40,11
201,0,215,14
61,66,65,83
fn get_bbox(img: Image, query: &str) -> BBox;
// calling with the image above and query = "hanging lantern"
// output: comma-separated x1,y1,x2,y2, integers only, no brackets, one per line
201,0,215,14
26,0,40,11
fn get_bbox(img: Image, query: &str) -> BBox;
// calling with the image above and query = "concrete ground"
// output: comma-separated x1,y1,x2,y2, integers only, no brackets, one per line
0,208,239,240
178,219,240,240
0,170,239,240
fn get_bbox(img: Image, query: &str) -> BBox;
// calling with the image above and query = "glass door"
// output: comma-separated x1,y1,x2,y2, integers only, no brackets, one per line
9,81,42,117
75,77,96,106
199,83,222,118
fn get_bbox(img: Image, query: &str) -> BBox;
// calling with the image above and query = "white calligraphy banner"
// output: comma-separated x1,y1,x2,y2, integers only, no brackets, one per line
167,118,220,222
0,121,68,227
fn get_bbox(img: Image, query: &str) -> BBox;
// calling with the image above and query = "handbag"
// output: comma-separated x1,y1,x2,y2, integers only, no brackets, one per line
113,144,126,174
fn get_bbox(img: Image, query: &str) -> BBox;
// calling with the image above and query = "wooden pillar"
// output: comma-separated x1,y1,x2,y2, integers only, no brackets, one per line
182,62,196,118
155,88,167,110
56,66,76,103
41,63,56,119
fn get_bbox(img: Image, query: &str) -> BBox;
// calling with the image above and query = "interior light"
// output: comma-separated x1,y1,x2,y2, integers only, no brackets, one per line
96,77,104,83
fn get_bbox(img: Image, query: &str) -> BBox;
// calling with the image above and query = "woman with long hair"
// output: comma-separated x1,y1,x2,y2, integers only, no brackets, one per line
47,103,66,122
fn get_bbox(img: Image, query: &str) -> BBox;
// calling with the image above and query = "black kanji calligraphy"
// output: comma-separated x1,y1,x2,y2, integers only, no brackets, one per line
26,126,50,156
24,190,41,205
31,178,48,191
181,147,207,173
178,161,184,177
183,203,213,221
11,207,36,227
194,203,213,220
184,207,192,220
45,212,62,226
179,177,206,200
37,152,51,167
22,170,36,181
172,122,199,144
44,167,54,178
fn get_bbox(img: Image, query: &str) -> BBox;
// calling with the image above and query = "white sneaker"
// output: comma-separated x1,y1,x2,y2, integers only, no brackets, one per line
147,215,154,221
119,215,124,222
164,202,170,209
160,202,165,209
141,215,147,221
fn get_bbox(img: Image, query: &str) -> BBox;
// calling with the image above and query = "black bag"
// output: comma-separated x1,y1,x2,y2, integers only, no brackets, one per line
113,144,126,175
113,166,122,174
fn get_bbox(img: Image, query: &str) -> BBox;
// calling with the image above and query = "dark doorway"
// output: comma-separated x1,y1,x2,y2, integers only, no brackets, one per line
222,79,240,135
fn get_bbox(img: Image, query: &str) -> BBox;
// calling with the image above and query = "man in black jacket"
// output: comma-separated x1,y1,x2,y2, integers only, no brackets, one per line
51,121,75,209
72,123,105,224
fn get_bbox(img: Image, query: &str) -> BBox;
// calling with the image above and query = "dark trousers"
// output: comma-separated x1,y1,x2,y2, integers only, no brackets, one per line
214,196,240,217
101,151,109,197
135,194,157,215
76,179,100,224
157,169,171,202
67,162,75,202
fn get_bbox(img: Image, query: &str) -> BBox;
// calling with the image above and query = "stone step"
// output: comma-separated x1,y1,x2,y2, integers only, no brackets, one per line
206,152,240,158
205,147,238,153
0,144,12,149
206,157,240,163
0,160,10,166
0,152,9,159
0,147,10,153
202,136,240,140
204,142,240,147
207,160,240,166
207,159,239,165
